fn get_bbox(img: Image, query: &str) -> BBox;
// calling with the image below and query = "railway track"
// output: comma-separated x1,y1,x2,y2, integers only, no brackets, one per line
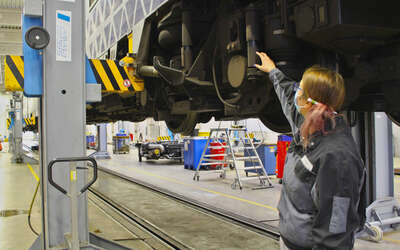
88,166,280,249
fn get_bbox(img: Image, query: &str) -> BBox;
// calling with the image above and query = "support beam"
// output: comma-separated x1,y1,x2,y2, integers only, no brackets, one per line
372,112,394,199
353,112,394,204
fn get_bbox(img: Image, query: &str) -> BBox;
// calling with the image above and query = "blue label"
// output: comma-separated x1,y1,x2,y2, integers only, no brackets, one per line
57,13,71,22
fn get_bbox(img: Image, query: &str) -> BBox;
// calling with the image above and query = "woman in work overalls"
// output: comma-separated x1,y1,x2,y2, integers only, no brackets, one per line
255,52,366,250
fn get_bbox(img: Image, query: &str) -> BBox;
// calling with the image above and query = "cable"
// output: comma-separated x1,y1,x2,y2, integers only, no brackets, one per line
211,47,238,109
28,180,40,236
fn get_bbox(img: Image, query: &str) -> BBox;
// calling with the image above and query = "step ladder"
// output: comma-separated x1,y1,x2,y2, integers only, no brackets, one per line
193,127,273,190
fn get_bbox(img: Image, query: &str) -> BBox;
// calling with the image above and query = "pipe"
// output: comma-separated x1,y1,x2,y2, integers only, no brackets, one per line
137,65,159,77
245,4,259,79
280,0,288,32
147,143,165,153
369,216,400,227
181,0,192,72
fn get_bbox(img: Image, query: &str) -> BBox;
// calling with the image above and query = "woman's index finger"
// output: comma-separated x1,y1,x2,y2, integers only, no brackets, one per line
261,52,269,59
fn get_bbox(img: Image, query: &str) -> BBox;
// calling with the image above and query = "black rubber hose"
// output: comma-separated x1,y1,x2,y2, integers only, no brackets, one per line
212,47,238,108
28,180,40,236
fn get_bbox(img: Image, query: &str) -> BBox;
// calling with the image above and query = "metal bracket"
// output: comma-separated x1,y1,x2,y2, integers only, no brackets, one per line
359,197,400,242
48,157,98,195
86,84,102,103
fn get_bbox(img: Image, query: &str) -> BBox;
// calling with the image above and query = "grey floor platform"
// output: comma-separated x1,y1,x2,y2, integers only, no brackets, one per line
94,145,400,250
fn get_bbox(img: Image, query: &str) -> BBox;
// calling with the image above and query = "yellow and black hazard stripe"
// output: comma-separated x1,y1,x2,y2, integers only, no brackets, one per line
24,117,35,126
31,116,36,126
6,118,11,130
4,55,143,93
157,136,171,141
88,59,144,93
4,55,24,91
245,133,255,139
23,116,38,132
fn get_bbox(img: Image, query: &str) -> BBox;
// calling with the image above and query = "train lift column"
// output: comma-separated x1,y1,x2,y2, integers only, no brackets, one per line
89,123,111,159
25,0,127,249
8,92,38,164
351,112,400,241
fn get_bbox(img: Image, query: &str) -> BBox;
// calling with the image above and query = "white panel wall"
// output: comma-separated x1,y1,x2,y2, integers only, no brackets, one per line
23,97,39,118
196,117,280,144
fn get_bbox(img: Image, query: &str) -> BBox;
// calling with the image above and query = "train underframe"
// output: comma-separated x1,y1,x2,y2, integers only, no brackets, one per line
87,0,400,134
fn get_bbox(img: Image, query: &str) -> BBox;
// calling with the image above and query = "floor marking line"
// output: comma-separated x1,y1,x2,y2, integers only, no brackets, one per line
126,167,278,212
383,236,400,245
27,163,39,182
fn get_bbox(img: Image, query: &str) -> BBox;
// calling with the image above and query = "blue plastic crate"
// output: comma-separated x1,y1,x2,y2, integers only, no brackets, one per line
86,135,95,144
244,144,277,175
278,135,292,142
115,133,128,150
183,138,210,170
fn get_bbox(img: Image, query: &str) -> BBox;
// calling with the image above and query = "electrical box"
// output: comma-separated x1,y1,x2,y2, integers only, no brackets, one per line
294,0,400,54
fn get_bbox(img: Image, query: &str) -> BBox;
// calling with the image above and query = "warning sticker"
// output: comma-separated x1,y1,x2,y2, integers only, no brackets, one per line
123,79,131,87
56,10,72,62
70,170,77,181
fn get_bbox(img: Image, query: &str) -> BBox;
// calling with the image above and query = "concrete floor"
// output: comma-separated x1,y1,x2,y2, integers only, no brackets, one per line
1,140,399,249
93,145,400,249
0,151,40,250
93,170,279,249
0,146,171,250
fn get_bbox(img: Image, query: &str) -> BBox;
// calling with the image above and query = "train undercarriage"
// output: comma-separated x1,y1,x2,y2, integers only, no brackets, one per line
86,0,400,134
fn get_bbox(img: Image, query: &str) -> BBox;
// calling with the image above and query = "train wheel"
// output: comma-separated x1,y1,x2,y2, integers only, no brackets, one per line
369,225,383,242
166,113,198,136
259,114,291,133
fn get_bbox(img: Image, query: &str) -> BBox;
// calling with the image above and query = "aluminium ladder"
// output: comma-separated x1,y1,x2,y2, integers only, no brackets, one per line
193,128,273,190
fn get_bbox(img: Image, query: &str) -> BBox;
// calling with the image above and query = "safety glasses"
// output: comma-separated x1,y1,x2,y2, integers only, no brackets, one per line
293,82,302,92
294,82,321,105
294,82,337,114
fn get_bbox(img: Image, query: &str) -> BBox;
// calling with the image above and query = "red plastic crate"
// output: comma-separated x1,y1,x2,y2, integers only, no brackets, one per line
209,141,227,168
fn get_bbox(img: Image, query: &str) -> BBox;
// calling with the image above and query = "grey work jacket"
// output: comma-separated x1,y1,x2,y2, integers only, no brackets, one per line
269,69,366,250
